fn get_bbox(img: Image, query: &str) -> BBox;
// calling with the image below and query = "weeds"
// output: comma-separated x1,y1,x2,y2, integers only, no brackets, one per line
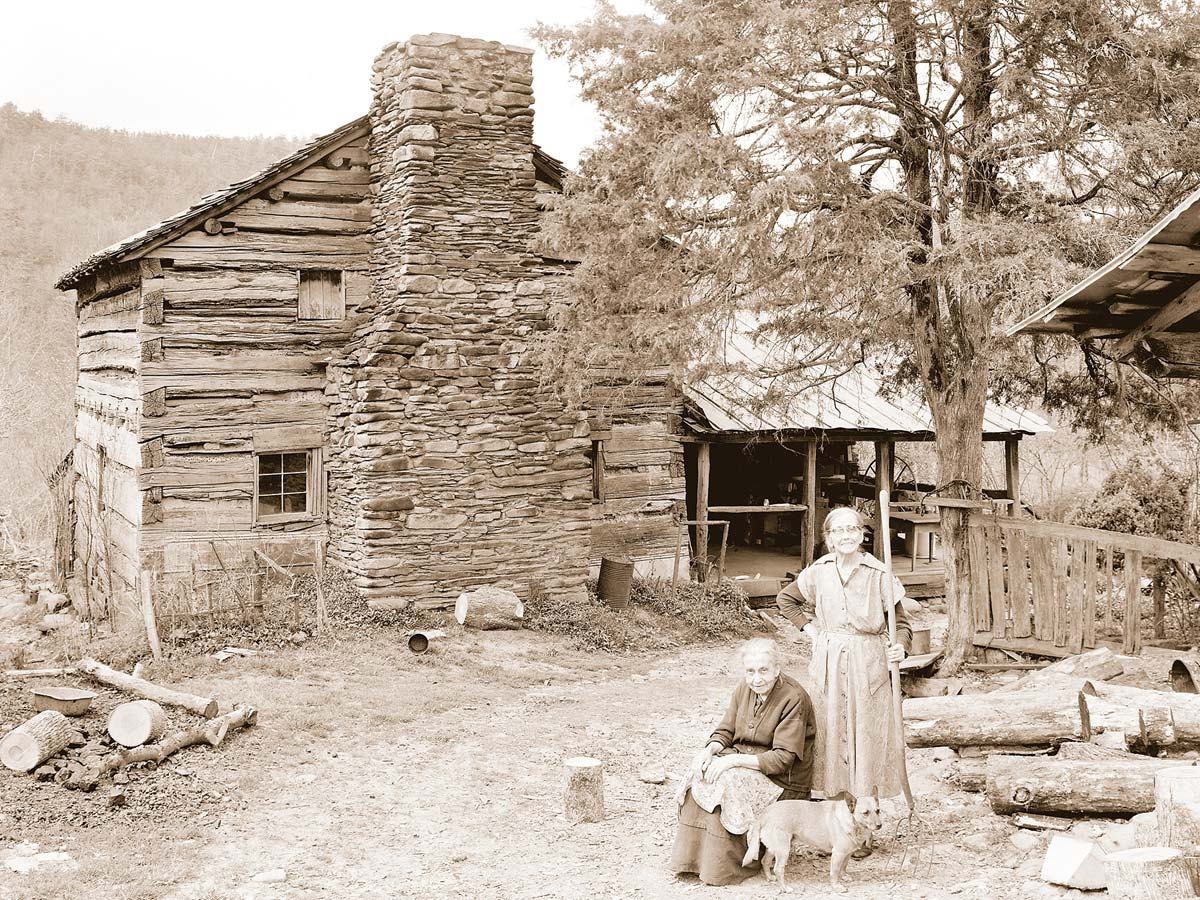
525,576,755,651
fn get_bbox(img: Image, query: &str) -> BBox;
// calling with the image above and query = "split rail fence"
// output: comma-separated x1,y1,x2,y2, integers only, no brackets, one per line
967,511,1200,657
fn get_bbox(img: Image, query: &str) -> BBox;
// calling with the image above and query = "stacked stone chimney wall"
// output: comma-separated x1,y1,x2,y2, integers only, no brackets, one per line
325,34,593,608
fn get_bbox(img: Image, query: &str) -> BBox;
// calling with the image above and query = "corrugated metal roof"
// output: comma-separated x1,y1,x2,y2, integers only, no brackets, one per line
685,333,1051,437
55,117,568,291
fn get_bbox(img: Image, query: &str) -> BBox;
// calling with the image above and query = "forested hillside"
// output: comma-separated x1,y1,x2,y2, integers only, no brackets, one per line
0,104,301,545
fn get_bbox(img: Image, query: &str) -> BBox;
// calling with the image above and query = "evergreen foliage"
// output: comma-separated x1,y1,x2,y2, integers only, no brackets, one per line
534,0,1200,666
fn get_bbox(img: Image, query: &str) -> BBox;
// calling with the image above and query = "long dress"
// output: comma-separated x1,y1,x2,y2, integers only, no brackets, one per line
779,552,910,800
670,674,816,885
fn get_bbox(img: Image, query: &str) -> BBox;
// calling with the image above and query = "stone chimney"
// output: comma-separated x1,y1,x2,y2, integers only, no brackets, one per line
325,34,593,609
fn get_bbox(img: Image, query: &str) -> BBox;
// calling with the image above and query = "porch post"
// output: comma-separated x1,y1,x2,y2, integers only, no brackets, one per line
1005,436,1021,517
803,439,818,567
696,442,711,582
873,439,894,558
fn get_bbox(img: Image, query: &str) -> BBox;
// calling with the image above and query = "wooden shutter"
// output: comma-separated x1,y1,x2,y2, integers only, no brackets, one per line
298,270,345,320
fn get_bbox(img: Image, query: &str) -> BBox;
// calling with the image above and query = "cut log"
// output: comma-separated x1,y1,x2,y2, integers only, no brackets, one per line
564,756,604,824
454,587,524,631
1013,813,1074,832
1132,812,1161,848
999,647,1125,693
1040,834,1108,890
79,657,217,718
108,700,168,748
987,755,1198,815
1082,694,1177,754
903,691,1089,748
1104,847,1200,899
1084,681,1200,747
0,710,74,773
1155,767,1200,855
70,706,257,791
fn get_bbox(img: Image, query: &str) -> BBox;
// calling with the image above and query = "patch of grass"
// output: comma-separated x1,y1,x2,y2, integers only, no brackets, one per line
525,577,755,651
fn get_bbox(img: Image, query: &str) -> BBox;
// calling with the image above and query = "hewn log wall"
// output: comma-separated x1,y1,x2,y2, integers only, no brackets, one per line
131,132,373,575
73,262,147,610
590,377,686,578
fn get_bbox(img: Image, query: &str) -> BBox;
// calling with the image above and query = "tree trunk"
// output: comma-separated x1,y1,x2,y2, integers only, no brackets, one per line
1132,811,1161,848
903,690,1088,747
1082,694,1177,754
79,657,218,718
0,710,73,773
986,755,1196,816
1104,848,1200,900
564,756,604,823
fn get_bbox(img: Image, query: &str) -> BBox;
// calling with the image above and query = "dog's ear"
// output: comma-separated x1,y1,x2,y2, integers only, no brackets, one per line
844,794,857,814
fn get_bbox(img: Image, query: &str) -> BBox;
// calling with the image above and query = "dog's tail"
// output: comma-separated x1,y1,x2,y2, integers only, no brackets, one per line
742,817,762,867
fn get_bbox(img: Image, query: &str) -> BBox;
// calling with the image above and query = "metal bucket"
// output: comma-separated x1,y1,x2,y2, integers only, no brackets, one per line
1171,657,1200,693
406,629,445,654
598,557,634,610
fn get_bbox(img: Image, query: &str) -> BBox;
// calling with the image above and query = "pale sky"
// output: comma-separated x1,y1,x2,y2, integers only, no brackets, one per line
0,0,634,167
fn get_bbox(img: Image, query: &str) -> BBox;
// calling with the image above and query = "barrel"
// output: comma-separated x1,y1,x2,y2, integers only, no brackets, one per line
598,557,634,610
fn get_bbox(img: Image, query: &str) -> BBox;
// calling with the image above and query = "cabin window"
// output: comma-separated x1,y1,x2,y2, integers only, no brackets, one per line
254,450,318,522
298,270,345,320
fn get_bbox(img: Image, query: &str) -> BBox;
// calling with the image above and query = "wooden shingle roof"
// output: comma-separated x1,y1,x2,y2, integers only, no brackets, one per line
56,117,567,291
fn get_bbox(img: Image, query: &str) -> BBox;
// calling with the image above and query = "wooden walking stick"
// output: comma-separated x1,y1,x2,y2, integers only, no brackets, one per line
879,490,915,812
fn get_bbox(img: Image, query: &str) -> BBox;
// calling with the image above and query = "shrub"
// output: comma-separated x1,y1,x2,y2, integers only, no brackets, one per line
525,576,755,651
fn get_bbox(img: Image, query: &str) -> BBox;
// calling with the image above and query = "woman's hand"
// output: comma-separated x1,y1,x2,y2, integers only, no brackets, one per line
886,641,906,664
802,623,818,642
702,754,740,783
690,743,719,778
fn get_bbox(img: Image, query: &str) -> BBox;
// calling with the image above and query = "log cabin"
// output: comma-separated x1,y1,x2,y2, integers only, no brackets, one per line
55,34,684,613
55,32,1050,618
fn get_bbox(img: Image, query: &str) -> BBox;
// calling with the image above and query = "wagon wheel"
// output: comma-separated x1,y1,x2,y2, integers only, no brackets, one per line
861,454,918,493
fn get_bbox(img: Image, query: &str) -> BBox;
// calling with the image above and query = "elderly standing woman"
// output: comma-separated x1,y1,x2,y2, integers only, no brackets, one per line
775,506,911,812
670,637,816,885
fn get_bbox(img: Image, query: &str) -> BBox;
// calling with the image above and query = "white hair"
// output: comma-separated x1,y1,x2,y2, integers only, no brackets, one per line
739,637,781,667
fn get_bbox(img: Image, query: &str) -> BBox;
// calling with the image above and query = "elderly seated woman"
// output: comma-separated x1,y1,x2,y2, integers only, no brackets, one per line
670,637,816,885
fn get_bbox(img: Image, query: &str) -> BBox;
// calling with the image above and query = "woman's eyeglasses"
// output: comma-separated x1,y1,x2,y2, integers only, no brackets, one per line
826,525,864,536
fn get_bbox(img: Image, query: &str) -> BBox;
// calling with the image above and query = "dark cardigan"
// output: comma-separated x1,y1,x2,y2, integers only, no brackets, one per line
708,673,816,797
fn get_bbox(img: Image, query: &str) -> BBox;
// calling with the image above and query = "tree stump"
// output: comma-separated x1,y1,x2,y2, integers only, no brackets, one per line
564,757,604,824
108,700,168,748
0,710,73,772
454,587,524,631
1104,848,1199,899
1156,767,1200,855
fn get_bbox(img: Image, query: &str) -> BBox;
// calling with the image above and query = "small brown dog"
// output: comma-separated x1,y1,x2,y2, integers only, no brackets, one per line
742,796,883,891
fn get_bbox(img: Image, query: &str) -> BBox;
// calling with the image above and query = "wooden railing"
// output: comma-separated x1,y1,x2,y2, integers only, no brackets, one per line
967,511,1200,657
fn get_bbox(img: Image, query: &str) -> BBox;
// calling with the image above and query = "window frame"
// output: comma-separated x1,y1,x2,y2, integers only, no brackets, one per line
252,447,323,526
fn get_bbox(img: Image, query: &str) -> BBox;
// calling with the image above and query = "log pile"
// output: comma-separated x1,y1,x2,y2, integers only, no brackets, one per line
1,658,258,794
918,648,1200,895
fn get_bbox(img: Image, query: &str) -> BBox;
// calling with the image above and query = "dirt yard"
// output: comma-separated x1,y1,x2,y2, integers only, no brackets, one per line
0,625,1146,900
